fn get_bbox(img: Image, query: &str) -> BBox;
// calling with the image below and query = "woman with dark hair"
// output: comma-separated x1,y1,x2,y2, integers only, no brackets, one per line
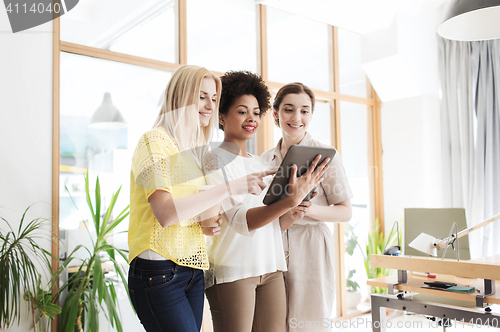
203,72,328,332
261,83,353,332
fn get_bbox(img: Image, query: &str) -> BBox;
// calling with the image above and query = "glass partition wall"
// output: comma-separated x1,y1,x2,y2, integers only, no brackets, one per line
53,1,383,330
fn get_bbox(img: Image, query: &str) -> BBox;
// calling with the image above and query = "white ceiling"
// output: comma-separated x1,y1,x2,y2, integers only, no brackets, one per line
258,0,450,35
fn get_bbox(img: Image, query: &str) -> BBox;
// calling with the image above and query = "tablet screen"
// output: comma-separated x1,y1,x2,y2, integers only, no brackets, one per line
263,145,336,205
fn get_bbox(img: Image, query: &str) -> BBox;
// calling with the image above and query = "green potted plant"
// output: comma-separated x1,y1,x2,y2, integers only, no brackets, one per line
23,275,62,332
58,172,130,332
0,206,60,331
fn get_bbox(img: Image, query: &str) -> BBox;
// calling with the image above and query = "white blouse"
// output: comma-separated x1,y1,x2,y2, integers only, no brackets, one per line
202,147,287,288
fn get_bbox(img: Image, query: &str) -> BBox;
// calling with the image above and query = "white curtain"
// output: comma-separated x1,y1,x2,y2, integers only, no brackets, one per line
439,38,500,259
469,39,500,257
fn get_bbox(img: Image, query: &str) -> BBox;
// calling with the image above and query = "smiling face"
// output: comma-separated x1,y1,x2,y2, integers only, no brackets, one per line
220,94,261,143
198,77,218,127
275,93,312,141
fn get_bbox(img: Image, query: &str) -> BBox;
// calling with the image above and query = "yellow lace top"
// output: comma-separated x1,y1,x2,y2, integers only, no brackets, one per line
128,127,209,270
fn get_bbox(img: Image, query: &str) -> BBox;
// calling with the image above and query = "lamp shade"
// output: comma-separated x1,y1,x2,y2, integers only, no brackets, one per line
89,92,127,129
437,0,500,41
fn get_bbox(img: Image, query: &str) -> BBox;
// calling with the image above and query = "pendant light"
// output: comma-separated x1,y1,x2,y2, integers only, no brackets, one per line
89,92,127,129
437,0,500,41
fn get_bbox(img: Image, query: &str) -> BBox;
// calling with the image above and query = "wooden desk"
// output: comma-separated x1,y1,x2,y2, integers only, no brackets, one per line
371,254,500,280
367,255,500,332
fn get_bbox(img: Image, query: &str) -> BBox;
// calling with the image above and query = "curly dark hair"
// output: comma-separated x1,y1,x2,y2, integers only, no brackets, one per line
219,71,271,131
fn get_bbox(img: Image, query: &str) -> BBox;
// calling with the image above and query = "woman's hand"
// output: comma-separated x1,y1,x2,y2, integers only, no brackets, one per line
286,155,329,207
228,168,277,196
201,211,224,236
290,191,317,220
279,192,317,231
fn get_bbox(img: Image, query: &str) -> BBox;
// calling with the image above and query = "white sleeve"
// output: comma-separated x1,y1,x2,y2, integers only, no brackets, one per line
202,152,255,237
222,200,256,237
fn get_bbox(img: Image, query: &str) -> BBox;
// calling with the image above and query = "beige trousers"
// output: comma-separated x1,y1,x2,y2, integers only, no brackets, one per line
205,271,286,332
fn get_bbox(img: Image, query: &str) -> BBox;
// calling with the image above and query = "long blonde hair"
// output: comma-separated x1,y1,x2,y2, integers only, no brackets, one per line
153,65,221,154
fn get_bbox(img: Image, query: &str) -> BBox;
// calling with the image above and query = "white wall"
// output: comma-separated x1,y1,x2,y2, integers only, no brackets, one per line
376,2,448,234
0,9,53,332
381,96,443,228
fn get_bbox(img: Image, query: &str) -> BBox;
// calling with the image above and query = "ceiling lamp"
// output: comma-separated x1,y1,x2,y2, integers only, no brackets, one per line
89,92,127,129
437,0,500,41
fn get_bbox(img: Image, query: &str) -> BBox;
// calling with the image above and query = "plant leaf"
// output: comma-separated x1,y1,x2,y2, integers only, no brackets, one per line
102,187,121,233
94,254,105,305
94,176,102,235
84,171,95,223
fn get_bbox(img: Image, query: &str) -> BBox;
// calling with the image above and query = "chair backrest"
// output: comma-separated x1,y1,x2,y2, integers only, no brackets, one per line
404,208,470,260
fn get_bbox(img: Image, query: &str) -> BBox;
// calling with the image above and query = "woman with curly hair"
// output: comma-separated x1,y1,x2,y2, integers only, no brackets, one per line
203,71,329,332
261,83,353,332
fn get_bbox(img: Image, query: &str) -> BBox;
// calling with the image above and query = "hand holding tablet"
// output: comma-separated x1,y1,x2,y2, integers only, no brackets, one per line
263,145,337,205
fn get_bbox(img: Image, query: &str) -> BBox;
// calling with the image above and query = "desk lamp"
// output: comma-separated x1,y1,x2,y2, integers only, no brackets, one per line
409,213,500,259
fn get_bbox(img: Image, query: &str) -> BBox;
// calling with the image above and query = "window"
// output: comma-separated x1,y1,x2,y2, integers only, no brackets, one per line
61,1,177,63
187,0,257,72
340,102,373,303
338,28,371,98
267,7,330,91
59,53,170,242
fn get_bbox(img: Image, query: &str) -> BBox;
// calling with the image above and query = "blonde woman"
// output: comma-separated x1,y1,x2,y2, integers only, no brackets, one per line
261,83,353,332
128,65,274,332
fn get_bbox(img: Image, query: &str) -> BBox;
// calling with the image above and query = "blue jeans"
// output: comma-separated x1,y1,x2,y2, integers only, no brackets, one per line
128,258,205,332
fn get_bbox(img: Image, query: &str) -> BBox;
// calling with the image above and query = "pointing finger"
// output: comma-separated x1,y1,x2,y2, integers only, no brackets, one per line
254,168,278,179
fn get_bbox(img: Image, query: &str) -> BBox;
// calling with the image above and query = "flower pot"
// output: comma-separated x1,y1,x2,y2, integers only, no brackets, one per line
346,291,361,309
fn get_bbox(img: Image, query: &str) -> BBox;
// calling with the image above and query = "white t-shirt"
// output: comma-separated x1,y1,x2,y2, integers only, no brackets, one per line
202,147,287,288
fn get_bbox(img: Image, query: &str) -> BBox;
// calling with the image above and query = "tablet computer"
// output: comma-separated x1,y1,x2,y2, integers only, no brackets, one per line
263,145,337,205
